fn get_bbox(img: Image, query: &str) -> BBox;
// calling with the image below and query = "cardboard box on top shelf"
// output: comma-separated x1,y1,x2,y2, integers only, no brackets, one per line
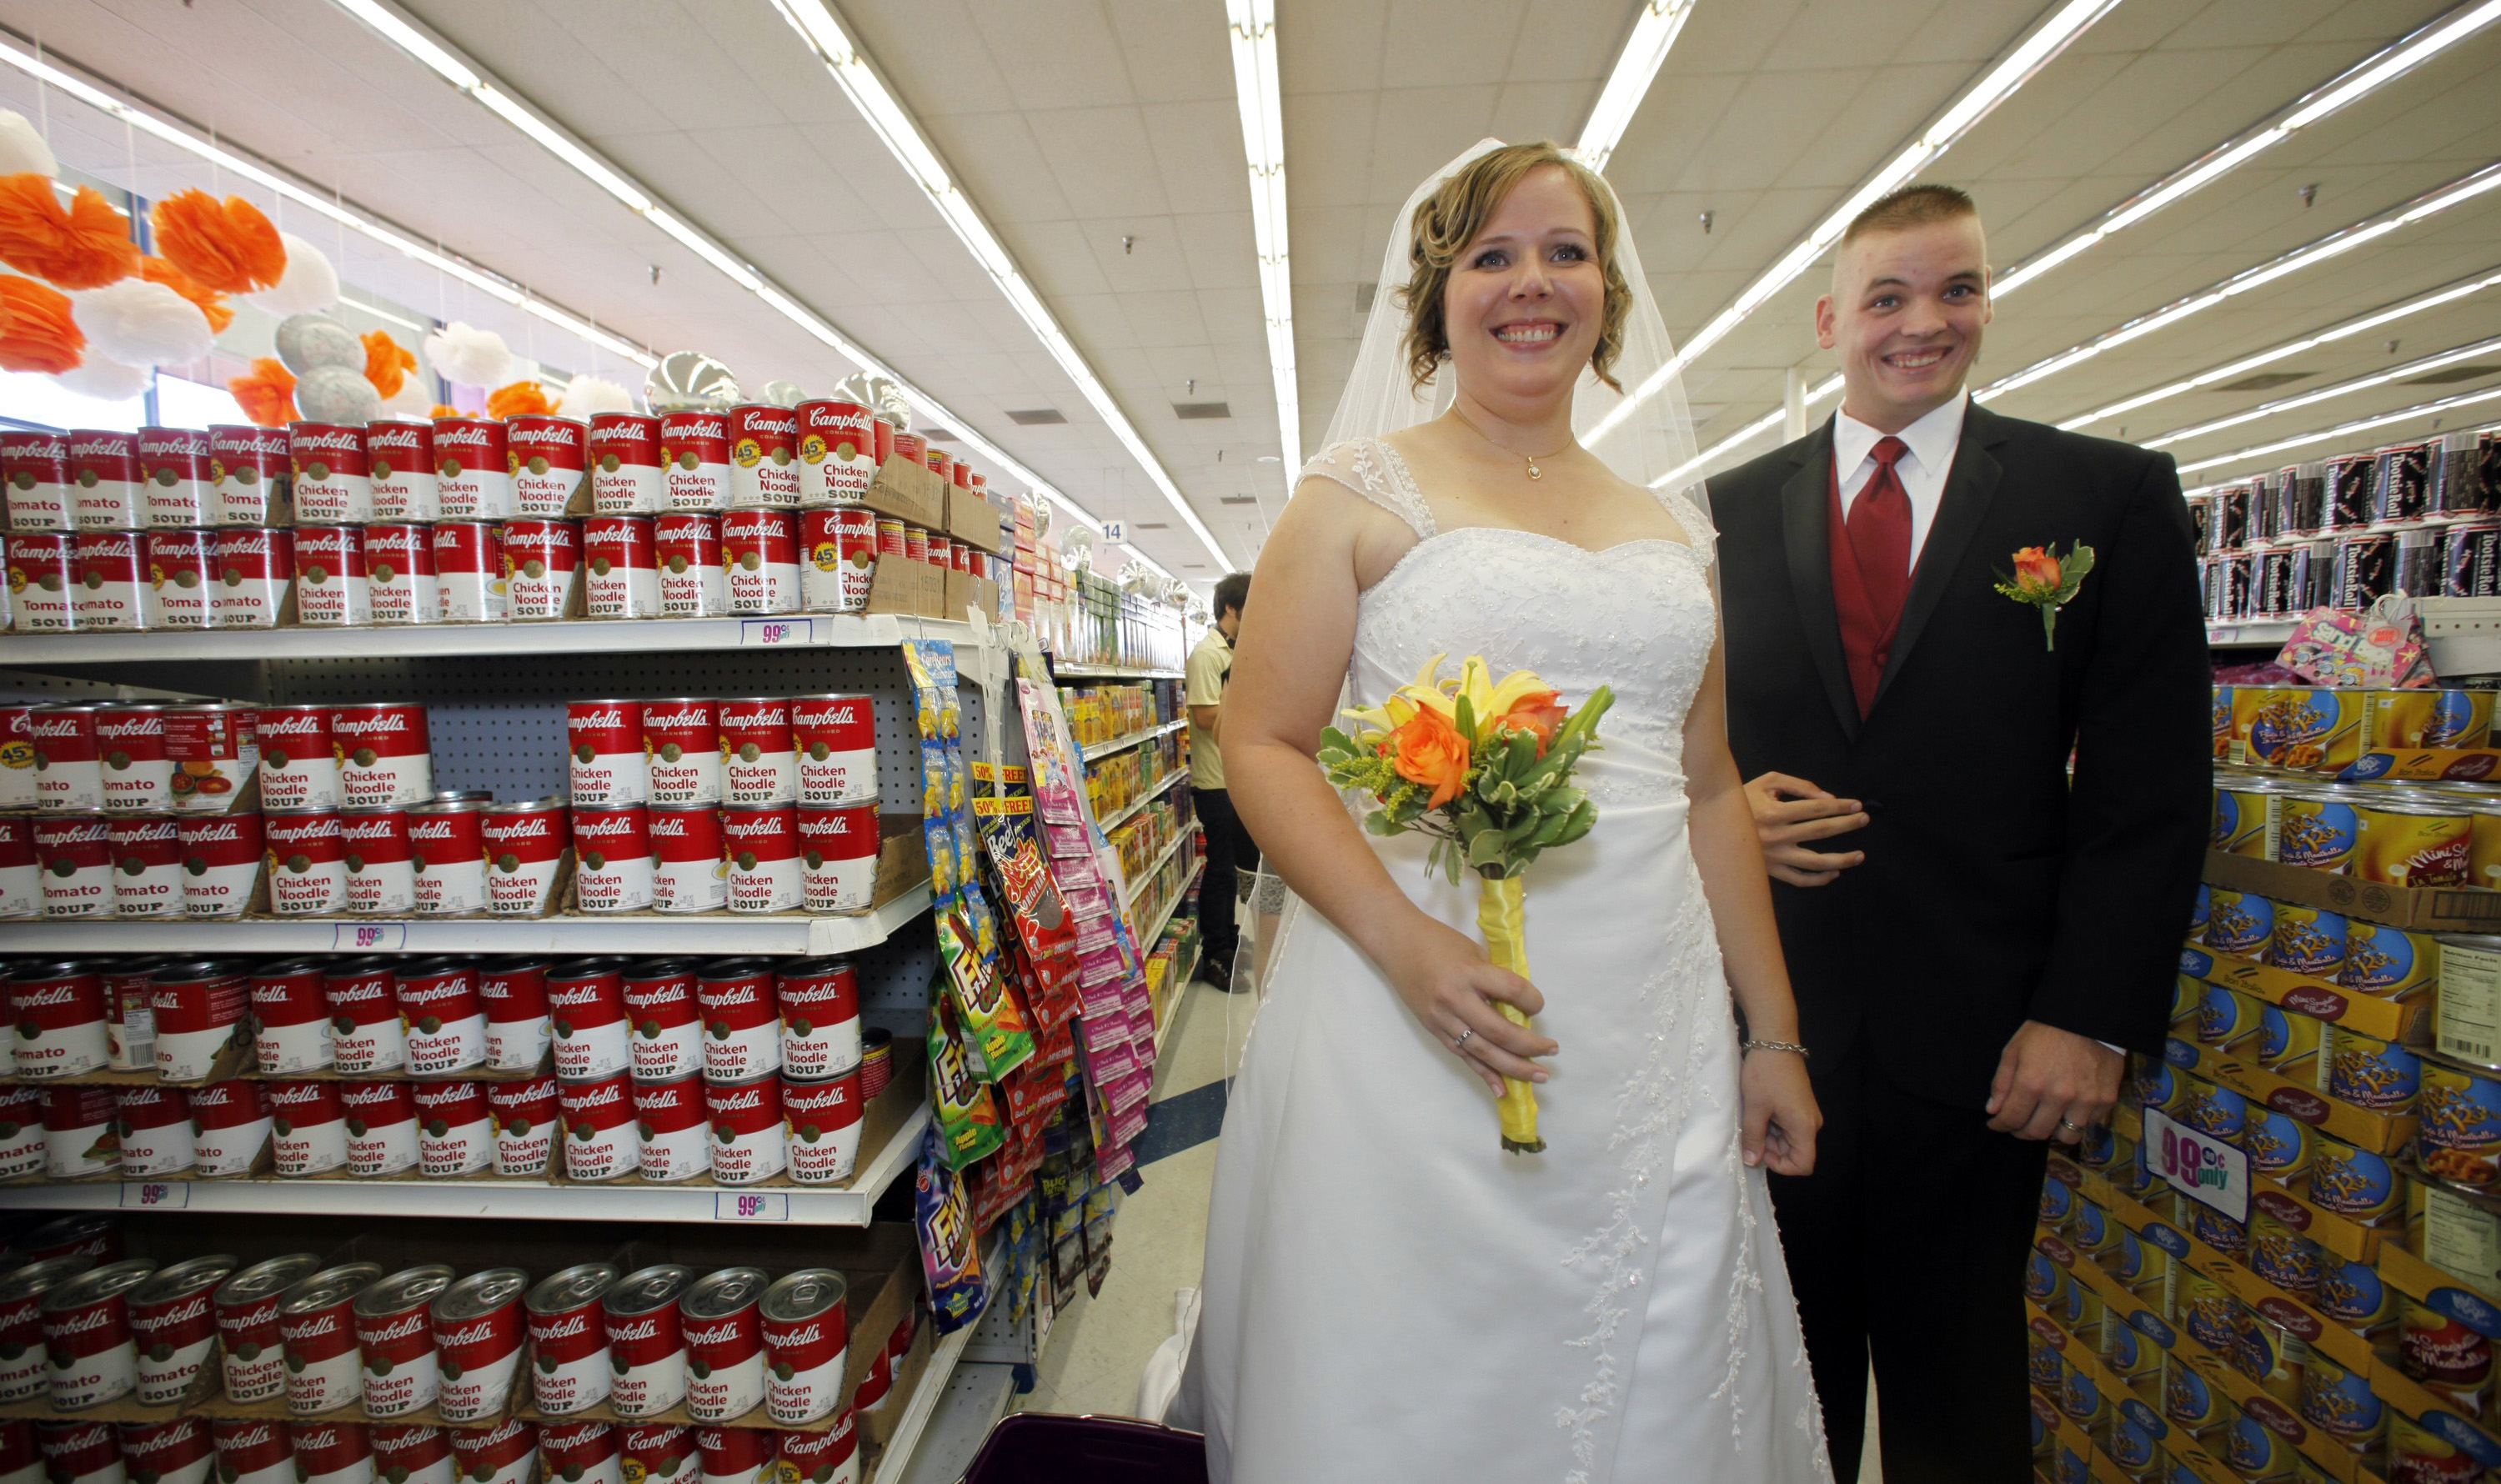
2180,942,2431,1047
861,454,950,531
945,490,1005,554
2205,850,2501,933
865,554,945,620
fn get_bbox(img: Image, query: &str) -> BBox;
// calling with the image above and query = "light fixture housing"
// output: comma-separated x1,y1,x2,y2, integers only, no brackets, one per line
1575,1,1697,173
1224,0,1300,493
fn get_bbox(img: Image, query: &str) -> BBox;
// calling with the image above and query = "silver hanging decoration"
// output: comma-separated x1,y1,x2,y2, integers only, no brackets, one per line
759,379,808,409
645,351,741,413
831,372,913,431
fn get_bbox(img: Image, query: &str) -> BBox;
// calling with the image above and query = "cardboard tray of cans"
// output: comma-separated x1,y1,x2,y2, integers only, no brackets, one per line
2169,1036,2421,1156
2205,849,2501,934
2369,1241,2501,1452
2024,1292,2227,1484
2027,1278,2278,1484
2178,941,2431,1048
2341,749,2501,784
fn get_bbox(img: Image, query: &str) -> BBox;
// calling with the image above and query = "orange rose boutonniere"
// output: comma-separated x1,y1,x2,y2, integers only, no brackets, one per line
1994,541,2095,651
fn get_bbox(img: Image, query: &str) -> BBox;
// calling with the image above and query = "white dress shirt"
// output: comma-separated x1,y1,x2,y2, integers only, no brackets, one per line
1833,392,1969,564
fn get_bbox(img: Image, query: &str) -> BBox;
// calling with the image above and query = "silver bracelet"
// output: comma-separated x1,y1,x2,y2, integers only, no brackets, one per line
1742,1038,1808,1059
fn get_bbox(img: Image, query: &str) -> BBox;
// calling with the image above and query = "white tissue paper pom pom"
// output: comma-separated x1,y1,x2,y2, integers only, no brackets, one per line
555,374,634,419
0,113,56,179
423,321,516,391
380,371,435,416
273,313,363,374
243,233,339,318
296,363,381,424
53,354,151,404
72,280,214,369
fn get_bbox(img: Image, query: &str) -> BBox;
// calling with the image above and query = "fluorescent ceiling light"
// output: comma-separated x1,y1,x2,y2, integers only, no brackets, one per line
1586,0,2119,449
2176,384,2501,476
1576,0,1697,173
766,0,1234,570
2143,333,2501,449
1224,0,1300,493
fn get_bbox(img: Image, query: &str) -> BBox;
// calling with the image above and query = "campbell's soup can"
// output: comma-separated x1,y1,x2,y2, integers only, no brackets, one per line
728,405,799,509
96,704,173,810
34,1421,120,1484
649,805,727,913
654,513,724,616
759,1271,846,1426
873,518,903,561
106,815,181,919
778,960,860,1080
70,529,152,629
0,1085,41,1175
34,816,113,920
363,522,440,624
799,805,880,915
249,960,331,1074
796,401,875,507
68,429,141,529
507,415,588,518
431,1267,529,1424
188,1080,270,1177
538,1425,620,1484
212,526,293,629
42,1085,118,1178
163,702,257,815
719,699,798,807
547,964,629,1080
3,431,69,530
697,960,781,1080
0,816,33,919
327,958,406,1074
479,960,552,1072
0,704,33,810
209,425,289,525
590,414,664,515
631,1076,707,1183
176,811,263,917
120,1419,211,1484
333,703,432,809
583,516,659,619
350,1266,451,1420
211,1419,294,1484
102,960,161,1073
289,423,371,524
704,1074,784,1186
264,810,348,917
661,412,731,513
447,1421,535,1484
432,520,507,623
255,705,339,811
363,419,438,521
292,523,370,627
526,1265,619,1417
775,1414,855,1484
408,800,489,915
482,798,565,916
487,1079,557,1178
394,958,485,1075
433,418,511,520
790,695,876,806
113,1085,192,1176
9,961,109,1079
800,507,877,614
680,1271,768,1423
693,1429,772,1484
340,809,414,915
926,534,953,574
572,805,654,914
31,704,103,814
286,1422,368,1484
720,509,799,614
146,527,216,629
644,699,721,805
213,1256,325,1406
340,1080,417,1177
569,700,645,806
782,1070,863,1186
266,1080,348,1176
6,531,75,631
559,1075,637,1182
43,1260,158,1410
503,517,580,619
623,961,701,1080
125,1257,234,1407
368,1426,449,1484
904,526,927,567
723,807,801,915
0,1260,93,1401
604,1266,692,1419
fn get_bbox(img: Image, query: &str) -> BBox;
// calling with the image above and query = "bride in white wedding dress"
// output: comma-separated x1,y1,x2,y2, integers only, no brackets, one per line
1176,142,1834,1483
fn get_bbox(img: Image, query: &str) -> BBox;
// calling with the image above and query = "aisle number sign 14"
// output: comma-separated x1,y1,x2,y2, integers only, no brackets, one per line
2143,1106,2248,1223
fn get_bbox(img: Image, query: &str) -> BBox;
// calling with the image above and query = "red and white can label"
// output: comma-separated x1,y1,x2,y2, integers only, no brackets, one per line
434,419,512,520
697,968,779,1082
720,509,798,614
106,815,181,919
6,532,75,630
3,431,68,530
265,810,348,917
213,526,293,629
538,1423,620,1484
723,807,801,915
216,1283,297,1406
0,816,33,920
177,812,263,918
364,420,439,521
447,1421,535,1484
591,414,664,515
412,1080,492,1178
334,704,433,809
292,523,370,627
363,522,440,625
798,805,880,914
279,1296,363,1416
341,1080,418,1176
719,700,797,808
33,815,112,920
36,1421,123,1484
605,1301,685,1418
661,412,732,513
369,1426,450,1484
567,701,644,807
71,529,152,629
68,429,142,529
9,966,108,1078
0,1085,39,1176
189,1079,270,1177
433,520,508,623
395,965,484,1075
325,962,405,1075
624,966,701,1081
790,696,876,806
571,805,654,913
643,699,720,806
632,1077,708,1184
778,965,860,1081
693,1427,772,1484
43,1084,118,1177
654,514,724,616
165,703,257,814
926,534,952,574
783,1071,864,1186
0,705,33,810
507,416,587,518
289,424,372,524
681,1313,763,1424
30,707,102,814
502,518,579,619
211,1420,293,1484
904,527,927,567
487,1078,557,1178
703,1076,785,1186
797,402,876,507
147,527,216,629
479,963,549,1072
547,970,629,1082
558,1075,638,1185
482,802,564,916
760,1302,845,1426
341,810,414,915
408,806,487,916
267,1080,348,1176
433,1297,524,1425
622,1426,694,1484
114,1084,193,1176
353,1303,439,1419
728,406,799,510
250,965,331,1075
0,1275,48,1398
777,1415,857,1484
123,1418,213,1484
98,704,173,810
209,425,288,524
649,806,726,913
582,517,659,619
288,1423,369,1484
254,705,338,811
800,507,876,614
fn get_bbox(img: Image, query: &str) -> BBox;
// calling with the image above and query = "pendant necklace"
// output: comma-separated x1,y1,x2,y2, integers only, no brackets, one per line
1450,406,1572,481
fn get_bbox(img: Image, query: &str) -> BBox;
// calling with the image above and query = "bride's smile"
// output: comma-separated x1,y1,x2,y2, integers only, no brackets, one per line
1443,164,1607,409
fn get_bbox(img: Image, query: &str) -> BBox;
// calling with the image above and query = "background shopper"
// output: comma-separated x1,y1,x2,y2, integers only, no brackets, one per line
1189,572,1256,988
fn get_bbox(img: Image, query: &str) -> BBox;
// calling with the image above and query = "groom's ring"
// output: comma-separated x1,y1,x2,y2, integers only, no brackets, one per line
2058,1119,2082,1131
1452,1029,1475,1053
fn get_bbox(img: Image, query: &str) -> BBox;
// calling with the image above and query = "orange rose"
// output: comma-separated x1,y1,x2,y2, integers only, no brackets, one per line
1382,704,1471,808
1491,689,1566,757
2012,545,2062,599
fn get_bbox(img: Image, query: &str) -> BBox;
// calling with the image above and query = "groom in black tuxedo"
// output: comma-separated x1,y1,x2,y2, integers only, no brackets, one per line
1707,184,2208,1481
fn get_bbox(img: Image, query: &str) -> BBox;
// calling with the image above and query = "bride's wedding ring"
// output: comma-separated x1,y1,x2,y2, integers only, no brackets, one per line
1453,1029,1475,1053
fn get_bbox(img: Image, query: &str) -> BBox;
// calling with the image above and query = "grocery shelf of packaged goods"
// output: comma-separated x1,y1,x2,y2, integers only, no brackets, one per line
1051,661,1183,682
878,1235,1005,1484
1098,770,1185,833
888,1358,1017,1484
0,882,935,955
1079,719,1188,764
2204,619,2297,648
1153,945,1205,1061
0,614,997,664
1121,833,1194,910
1140,860,1204,956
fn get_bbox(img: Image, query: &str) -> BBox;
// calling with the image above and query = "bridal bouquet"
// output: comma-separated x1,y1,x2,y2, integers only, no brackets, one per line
1320,654,1612,1154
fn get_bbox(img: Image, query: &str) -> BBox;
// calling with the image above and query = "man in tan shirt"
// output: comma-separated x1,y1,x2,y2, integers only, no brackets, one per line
1188,572,1252,987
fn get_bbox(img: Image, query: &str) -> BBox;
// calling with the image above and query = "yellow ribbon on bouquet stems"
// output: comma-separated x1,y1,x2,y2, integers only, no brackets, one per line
1474,871,1542,1154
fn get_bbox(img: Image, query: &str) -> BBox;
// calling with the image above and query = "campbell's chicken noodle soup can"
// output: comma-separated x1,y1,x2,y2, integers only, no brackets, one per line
649,805,727,913
704,1075,784,1186
340,1080,417,1176
363,522,440,624
142,527,211,630
503,517,580,619
363,420,438,521
507,415,588,518
188,1079,270,1177
795,401,875,507
368,1426,450,1484
776,1414,855,1484
8,961,108,1079
0,816,33,920
481,798,565,916
723,807,802,915
41,1085,117,1178
71,529,152,629
249,960,332,1074
212,526,293,629
719,699,797,807
395,958,485,1075
208,425,288,524
572,805,654,914
643,698,720,806
408,800,489,916
121,1419,211,1484
621,1427,694,1484
333,703,433,809
539,1424,620,1484
486,1079,556,1177
591,413,664,515
0,1260,92,1401
211,1256,323,1407
430,1267,528,1424
798,805,880,915
693,1429,772,1484
661,412,732,513
777,960,859,1080
266,1080,348,1176
697,960,781,1080
632,1076,708,1184
558,1075,638,1182
727,405,799,509
447,1421,535,1484
479,960,552,1072
254,705,338,811
654,513,724,616
287,1424,369,1484
34,1422,119,1484
433,520,507,623
3,431,68,530
782,1071,862,1186
720,509,799,614
128,1257,236,1407
759,1271,845,1426
599,1266,691,1420
163,702,257,815
113,1085,191,1176
42,1260,158,1410
264,810,348,917
288,424,372,524
31,704,103,814
624,961,703,1080
211,1420,293,1484
292,522,370,627
569,700,645,807
433,418,511,520
350,1266,451,1420
176,810,262,917
679,1271,767,1424
582,516,659,619
546,963,629,1080
68,429,141,530
789,695,876,806
96,704,173,811
6,531,76,631
340,809,414,915
799,507,875,614
106,815,180,918
34,815,113,920
324,958,404,1073
526,1266,619,1416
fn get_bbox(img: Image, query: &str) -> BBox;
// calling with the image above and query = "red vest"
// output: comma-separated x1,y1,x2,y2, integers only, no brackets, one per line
1828,459,1902,718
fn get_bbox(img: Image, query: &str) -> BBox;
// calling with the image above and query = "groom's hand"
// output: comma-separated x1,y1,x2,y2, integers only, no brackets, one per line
1744,772,1869,887
1987,1020,2123,1143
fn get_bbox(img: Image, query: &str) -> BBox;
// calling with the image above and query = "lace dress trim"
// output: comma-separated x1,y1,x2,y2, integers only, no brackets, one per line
1297,436,1717,568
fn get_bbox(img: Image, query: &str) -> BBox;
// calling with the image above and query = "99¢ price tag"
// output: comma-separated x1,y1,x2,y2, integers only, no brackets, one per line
120,1181,188,1210
714,1192,789,1222
2143,1106,2248,1223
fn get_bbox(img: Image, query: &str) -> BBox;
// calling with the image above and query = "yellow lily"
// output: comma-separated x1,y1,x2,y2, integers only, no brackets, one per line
1348,653,1557,745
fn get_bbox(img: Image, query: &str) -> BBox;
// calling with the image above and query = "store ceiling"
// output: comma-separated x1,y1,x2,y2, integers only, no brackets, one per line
1,0,2497,575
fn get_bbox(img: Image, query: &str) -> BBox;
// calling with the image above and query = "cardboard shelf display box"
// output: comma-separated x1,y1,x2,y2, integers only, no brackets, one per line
2178,942,2432,1048
2204,849,2501,934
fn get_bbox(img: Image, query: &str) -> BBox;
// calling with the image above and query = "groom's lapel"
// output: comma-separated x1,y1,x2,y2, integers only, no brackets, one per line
1778,423,1860,743
1873,402,2008,709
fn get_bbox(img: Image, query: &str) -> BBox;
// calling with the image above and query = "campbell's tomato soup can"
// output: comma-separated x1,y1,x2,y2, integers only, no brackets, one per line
70,529,152,629
796,401,875,508
503,517,580,619
278,1262,381,1416
572,805,654,914
248,960,331,1074
105,815,180,918
481,797,565,916
163,702,257,815
0,1259,93,1401
368,1426,449,1484
447,1421,535,1484
121,1418,212,1484
363,522,439,624
775,1414,855,1484
364,419,438,521
147,955,246,1083
720,509,798,614
95,704,173,811
42,1085,117,1178
723,807,801,915
759,1271,845,1426
661,412,731,513
798,805,880,915
264,810,348,917
697,960,781,1081
728,405,799,509
719,699,797,807
0,1084,42,1176
433,520,507,623
350,1266,451,1419
3,431,69,530
7,532,75,631
679,1271,767,1424
289,423,371,524
583,516,659,619
0,704,33,810
782,1070,863,1186
487,1079,557,1178
789,694,876,806
547,964,629,1080
33,816,113,920
643,698,720,806
408,800,489,915
287,1421,370,1484
213,1256,323,1406
624,960,702,1080
254,705,338,811
655,513,724,616
649,805,727,913
800,507,876,614
431,1268,528,1423
333,703,433,809
507,415,588,518
8,961,109,1079
0,816,33,920
777,960,860,1080
211,1419,294,1484
479,960,552,1072
188,1079,269,1176
631,1076,707,1183
43,1260,158,1410
113,1085,191,1177
31,704,103,814
340,1080,417,1177
433,418,511,520
68,429,141,530
292,522,370,627
128,1257,237,1406
693,1429,772,1484
339,808,413,915
590,414,664,515
559,1075,637,1183
212,526,293,629
526,1265,619,1416
176,811,261,916
568,700,645,806
34,1422,120,1484
539,1424,620,1484
209,425,289,525
266,1080,348,1176
394,958,485,1075
704,1074,784,1186
146,527,216,629
604,1266,692,1419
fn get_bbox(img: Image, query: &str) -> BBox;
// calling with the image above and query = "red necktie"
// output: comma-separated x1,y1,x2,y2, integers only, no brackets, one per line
1847,435,1913,634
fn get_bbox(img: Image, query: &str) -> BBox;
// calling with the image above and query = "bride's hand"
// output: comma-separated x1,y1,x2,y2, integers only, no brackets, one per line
1741,1050,1819,1176
1381,913,1555,1097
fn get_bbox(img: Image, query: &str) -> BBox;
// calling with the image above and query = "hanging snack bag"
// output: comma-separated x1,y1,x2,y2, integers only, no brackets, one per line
937,909,1035,1080
974,796,1081,999
927,989,1005,1169
913,1127,988,1336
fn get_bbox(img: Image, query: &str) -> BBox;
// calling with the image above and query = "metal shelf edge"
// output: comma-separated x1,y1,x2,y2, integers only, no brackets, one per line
0,615,995,663
1097,770,1185,834
1078,719,1187,764
1120,833,1193,910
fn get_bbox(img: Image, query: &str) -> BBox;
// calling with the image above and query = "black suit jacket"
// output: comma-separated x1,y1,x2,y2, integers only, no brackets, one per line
1707,401,2211,1109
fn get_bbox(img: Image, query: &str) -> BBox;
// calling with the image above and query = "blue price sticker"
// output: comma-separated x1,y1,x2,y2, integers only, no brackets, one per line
739,619,816,647
333,921,407,951
2143,1106,2248,1223
120,1181,188,1210
714,1191,789,1222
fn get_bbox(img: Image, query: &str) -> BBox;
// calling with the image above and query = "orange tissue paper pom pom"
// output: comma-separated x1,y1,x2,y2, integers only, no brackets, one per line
486,380,552,419
429,404,459,419
0,273,85,374
142,255,233,335
362,330,417,401
152,189,285,294
0,174,139,291
228,357,298,428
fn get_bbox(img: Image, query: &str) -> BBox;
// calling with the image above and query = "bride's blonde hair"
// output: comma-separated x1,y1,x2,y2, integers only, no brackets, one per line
1397,143,1631,394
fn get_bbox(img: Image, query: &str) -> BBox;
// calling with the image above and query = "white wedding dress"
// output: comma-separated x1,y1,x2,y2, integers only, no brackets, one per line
1185,437,1833,1484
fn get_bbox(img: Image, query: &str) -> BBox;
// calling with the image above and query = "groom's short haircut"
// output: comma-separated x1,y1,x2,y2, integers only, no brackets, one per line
1841,183,1979,247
